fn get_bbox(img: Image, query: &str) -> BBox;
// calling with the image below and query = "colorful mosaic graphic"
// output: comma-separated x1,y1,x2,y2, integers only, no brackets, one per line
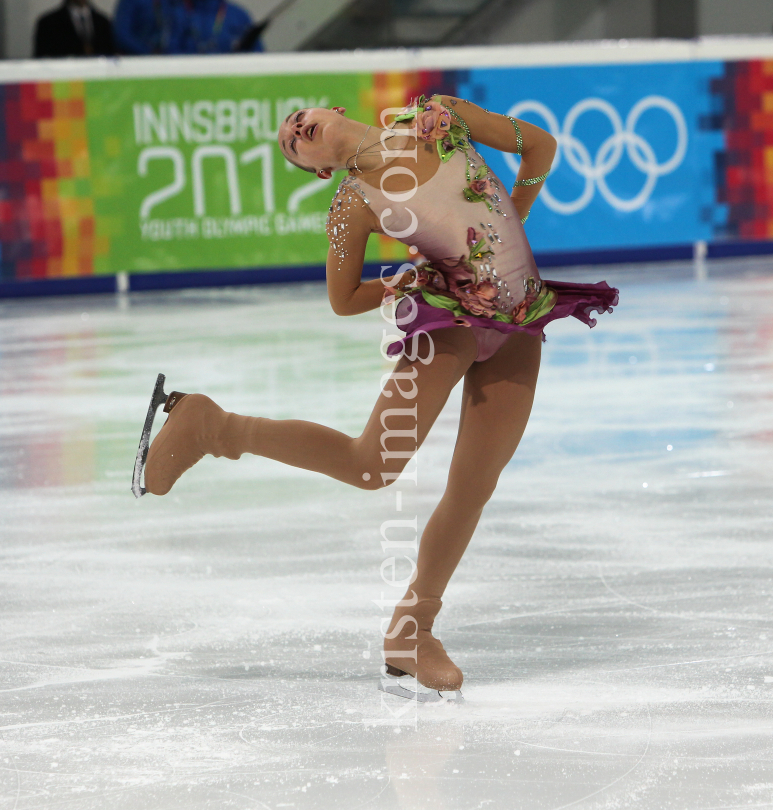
710,60,773,240
371,69,460,116
0,81,102,281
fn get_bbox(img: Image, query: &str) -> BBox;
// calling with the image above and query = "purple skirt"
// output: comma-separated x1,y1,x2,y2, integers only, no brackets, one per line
386,279,620,360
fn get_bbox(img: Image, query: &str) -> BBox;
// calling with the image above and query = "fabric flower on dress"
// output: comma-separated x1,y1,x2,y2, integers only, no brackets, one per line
439,256,477,293
393,94,469,163
511,297,531,324
416,101,452,142
469,177,493,196
511,287,541,324
414,266,448,292
464,165,494,204
455,280,499,318
467,230,493,263
382,284,405,306
466,227,482,246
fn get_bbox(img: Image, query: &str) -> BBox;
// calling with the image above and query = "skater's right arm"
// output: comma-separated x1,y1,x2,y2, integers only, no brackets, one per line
325,183,412,316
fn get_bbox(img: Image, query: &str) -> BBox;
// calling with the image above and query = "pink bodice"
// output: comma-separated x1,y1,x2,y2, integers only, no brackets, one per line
339,141,541,315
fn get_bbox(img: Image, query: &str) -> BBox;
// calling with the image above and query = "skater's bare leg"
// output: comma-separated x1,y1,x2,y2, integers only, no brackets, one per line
145,328,477,495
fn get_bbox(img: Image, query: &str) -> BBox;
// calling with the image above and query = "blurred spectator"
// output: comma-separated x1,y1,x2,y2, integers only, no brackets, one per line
34,0,116,58
236,19,269,52
113,0,264,56
112,0,166,54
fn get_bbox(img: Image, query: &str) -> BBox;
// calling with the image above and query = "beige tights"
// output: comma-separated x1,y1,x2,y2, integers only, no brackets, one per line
145,327,541,686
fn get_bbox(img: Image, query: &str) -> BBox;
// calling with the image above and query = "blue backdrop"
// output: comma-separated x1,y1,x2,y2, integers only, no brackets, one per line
458,61,727,252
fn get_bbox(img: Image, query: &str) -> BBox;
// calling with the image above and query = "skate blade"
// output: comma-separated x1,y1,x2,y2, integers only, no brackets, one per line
131,373,168,498
378,673,464,705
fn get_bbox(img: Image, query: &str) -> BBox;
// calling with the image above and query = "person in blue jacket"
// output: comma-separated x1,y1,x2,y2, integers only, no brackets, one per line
113,0,263,55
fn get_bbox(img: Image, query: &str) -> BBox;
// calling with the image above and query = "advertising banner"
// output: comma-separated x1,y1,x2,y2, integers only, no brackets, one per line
457,61,728,251
87,73,378,274
0,73,386,282
0,51,771,291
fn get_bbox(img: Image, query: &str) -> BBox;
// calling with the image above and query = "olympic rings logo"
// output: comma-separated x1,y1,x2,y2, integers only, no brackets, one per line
504,96,688,214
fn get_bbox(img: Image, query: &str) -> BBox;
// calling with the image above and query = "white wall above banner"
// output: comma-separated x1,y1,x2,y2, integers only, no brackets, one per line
0,36,773,83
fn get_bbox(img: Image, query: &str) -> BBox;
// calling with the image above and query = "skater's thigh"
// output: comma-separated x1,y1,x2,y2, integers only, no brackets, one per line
449,331,542,494
356,327,477,465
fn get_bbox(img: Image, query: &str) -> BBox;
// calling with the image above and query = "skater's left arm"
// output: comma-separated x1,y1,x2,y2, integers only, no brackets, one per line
433,94,556,223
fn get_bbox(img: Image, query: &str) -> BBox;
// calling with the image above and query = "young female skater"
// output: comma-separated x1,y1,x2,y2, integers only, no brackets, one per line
135,95,618,699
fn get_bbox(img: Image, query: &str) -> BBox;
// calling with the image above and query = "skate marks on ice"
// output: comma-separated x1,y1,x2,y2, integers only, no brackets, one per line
1,263,773,807
1,669,770,810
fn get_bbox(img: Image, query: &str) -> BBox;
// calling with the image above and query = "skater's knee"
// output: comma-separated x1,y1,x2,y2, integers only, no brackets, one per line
352,439,412,490
355,461,405,490
355,462,411,490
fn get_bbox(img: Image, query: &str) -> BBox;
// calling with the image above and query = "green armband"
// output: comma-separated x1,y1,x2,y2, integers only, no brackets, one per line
513,170,550,187
447,108,471,139
506,115,523,155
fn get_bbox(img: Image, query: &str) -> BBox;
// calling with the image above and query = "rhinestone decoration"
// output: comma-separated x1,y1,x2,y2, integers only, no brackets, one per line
326,178,372,266
472,220,515,313
513,170,550,187
523,276,542,295
448,108,471,139
506,115,523,155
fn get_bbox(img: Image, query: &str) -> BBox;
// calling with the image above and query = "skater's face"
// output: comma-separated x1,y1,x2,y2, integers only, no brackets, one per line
277,106,350,178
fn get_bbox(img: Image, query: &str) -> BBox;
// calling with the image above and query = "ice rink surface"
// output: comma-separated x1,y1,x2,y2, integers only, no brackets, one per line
1,258,772,809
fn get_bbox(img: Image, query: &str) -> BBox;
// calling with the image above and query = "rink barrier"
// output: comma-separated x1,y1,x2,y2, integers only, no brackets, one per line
0,263,352,298
2,238,771,299
0,275,117,298
0,38,772,296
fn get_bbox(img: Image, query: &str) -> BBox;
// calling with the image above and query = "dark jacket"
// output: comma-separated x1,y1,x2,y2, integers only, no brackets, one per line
34,2,115,58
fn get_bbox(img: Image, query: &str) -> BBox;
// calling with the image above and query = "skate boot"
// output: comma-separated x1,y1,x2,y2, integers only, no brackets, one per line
144,388,264,496
132,374,265,498
381,596,463,703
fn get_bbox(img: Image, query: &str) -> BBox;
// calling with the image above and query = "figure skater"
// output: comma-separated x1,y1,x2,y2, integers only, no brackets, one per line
132,95,618,701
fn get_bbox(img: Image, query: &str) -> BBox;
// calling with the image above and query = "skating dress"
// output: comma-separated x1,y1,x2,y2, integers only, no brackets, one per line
326,97,619,362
